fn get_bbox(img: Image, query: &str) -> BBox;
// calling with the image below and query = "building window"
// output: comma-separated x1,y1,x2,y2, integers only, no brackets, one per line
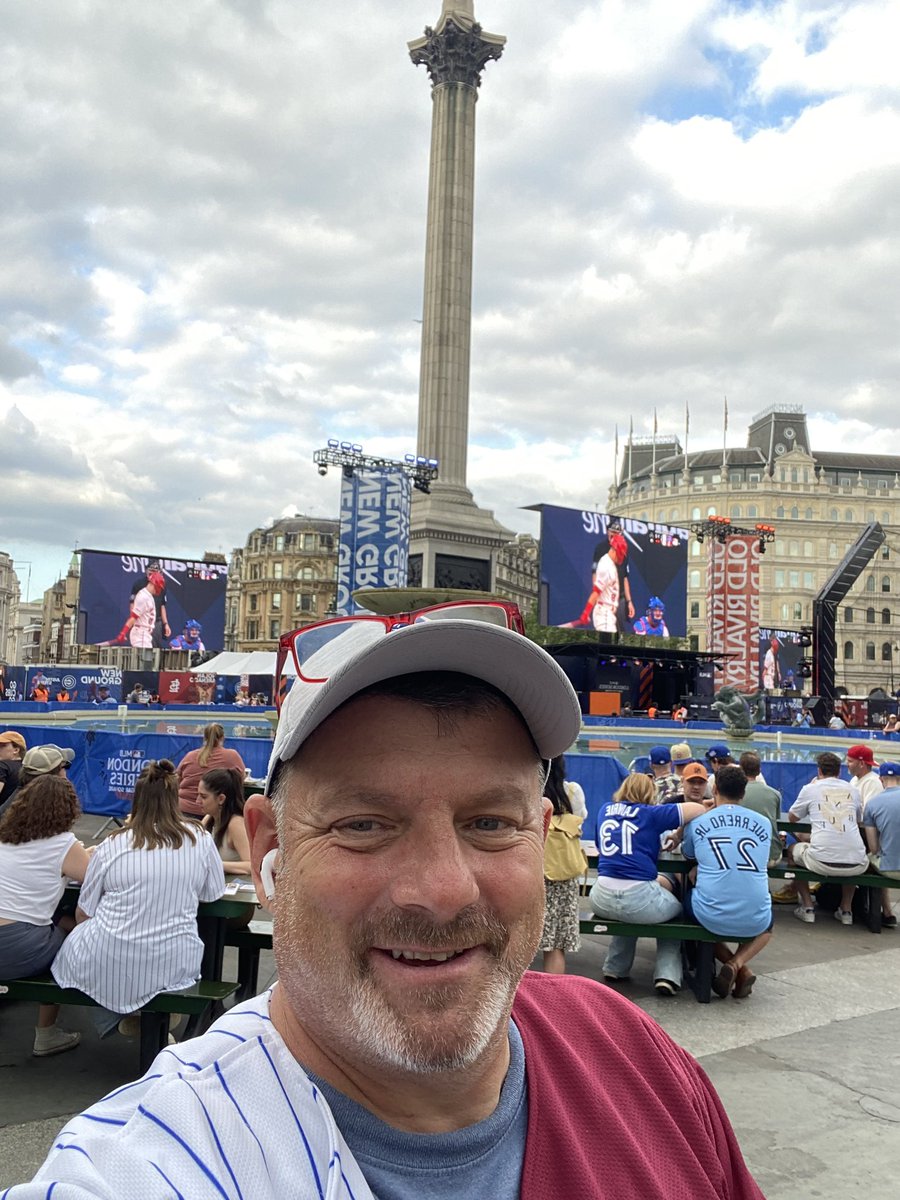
250,564,260,581
707,506,716,517
866,641,876,661
690,601,700,619
791,506,799,520
844,641,854,660
845,509,854,522
747,505,758,518
780,603,791,621
776,506,785,519
803,541,813,557
689,569,701,588
691,507,701,520
303,533,316,551
691,541,702,558
883,608,891,625
775,539,785,556
867,607,876,623
882,545,890,560
297,566,313,580
272,592,281,611
670,510,680,522
730,506,741,519
883,576,891,593
775,570,785,588
883,642,893,662
829,543,839,558
866,576,876,592
793,602,803,621
273,562,283,580
789,571,800,588
694,477,704,487
274,535,284,552
867,511,876,523
248,594,258,612
296,593,315,613
803,571,814,588
748,473,761,483
845,607,853,622
805,508,813,520
269,619,280,639
789,540,799,556
246,619,258,641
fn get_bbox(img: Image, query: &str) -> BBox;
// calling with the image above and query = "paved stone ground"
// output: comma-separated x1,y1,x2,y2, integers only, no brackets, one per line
3,815,900,1195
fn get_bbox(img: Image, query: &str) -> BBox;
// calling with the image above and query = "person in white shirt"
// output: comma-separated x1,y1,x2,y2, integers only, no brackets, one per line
846,744,882,813
787,752,868,925
51,759,225,1030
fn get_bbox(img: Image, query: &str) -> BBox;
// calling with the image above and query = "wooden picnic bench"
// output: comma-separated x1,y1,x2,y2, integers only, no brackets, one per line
224,919,273,1002
578,915,754,1003
0,976,238,1072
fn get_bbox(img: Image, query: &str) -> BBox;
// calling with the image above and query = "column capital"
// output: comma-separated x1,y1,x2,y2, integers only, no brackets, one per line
409,17,505,90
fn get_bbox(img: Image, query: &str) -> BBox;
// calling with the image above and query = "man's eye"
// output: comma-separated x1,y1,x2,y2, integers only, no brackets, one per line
336,819,383,834
470,817,512,833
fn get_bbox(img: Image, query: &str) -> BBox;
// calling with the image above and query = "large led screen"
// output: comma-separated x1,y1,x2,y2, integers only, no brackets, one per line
79,550,228,651
540,505,688,636
757,627,805,691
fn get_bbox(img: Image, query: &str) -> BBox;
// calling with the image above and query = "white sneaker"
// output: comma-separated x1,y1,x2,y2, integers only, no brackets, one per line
793,906,816,924
834,909,853,926
33,1026,81,1057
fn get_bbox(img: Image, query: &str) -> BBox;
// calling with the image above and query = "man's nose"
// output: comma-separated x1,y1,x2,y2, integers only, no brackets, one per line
388,827,480,923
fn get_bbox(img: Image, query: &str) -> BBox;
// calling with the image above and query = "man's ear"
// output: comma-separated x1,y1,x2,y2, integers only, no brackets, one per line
541,796,553,841
245,794,279,912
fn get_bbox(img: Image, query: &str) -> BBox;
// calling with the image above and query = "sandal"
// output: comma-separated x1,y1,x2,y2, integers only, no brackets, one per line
732,972,756,1000
711,962,737,999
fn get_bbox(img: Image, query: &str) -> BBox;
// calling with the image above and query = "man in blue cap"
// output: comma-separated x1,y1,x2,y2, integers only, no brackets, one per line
706,744,733,772
648,744,681,802
863,762,900,927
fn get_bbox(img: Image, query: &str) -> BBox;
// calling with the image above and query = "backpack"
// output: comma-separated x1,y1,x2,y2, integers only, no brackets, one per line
544,811,588,882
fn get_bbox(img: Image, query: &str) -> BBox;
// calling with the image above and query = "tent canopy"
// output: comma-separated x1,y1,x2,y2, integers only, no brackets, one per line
191,651,297,676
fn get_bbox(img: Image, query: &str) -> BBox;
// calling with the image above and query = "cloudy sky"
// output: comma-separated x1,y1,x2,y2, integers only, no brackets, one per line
3,0,899,599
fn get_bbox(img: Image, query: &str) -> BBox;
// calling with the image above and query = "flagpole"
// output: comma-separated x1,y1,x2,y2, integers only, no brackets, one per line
628,416,633,481
652,408,658,474
614,423,619,491
684,401,690,476
722,394,728,473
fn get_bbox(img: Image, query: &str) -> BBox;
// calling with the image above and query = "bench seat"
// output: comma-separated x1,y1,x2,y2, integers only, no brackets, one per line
225,919,273,1002
0,976,238,1071
578,916,754,1003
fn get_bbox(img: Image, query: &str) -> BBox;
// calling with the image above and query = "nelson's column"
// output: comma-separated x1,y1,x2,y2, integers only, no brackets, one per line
407,1,513,591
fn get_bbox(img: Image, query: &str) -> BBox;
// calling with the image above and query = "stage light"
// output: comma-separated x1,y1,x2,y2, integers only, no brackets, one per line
697,532,704,544
405,454,416,464
352,443,363,454
342,465,354,480
327,438,339,449
317,464,328,476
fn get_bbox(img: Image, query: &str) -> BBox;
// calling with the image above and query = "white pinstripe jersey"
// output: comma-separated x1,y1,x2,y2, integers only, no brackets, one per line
51,826,225,1012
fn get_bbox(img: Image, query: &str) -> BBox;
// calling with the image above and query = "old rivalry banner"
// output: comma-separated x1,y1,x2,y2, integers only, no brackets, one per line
706,536,760,690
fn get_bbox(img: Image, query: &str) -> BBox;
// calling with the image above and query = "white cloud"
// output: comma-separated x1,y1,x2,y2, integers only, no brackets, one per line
0,0,898,599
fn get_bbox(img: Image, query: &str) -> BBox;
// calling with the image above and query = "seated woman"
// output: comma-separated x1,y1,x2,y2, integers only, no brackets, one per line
0,776,91,1056
176,723,246,820
51,760,225,1037
589,773,706,996
199,768,251,876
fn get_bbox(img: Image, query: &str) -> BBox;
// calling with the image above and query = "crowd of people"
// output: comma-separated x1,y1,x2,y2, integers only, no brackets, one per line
8,608,900,1194
5,602,766,1198
0,725,253,1058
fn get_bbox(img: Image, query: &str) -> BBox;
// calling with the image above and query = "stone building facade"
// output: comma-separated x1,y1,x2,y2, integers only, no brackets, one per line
609,406,900,695
226,516,340,652
609,408,900,700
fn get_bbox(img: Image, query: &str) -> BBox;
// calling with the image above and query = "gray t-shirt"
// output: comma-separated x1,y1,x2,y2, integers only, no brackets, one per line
864,789,900,871
307,1021,528,1200
742,780,782,862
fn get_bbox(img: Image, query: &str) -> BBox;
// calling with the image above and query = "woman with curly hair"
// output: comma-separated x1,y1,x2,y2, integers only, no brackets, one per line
198,768,251,875
52,760,225,1036
176,723,246,819
0,775,91,1056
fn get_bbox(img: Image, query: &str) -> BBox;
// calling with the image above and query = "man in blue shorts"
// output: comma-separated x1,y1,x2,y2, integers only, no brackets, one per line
682,765,773,1000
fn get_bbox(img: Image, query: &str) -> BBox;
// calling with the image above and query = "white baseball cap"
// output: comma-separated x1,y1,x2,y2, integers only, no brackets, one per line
266,619,582,793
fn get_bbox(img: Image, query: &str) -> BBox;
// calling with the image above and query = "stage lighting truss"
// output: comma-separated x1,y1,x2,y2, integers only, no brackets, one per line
690,517,776,554
314,441,440,494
